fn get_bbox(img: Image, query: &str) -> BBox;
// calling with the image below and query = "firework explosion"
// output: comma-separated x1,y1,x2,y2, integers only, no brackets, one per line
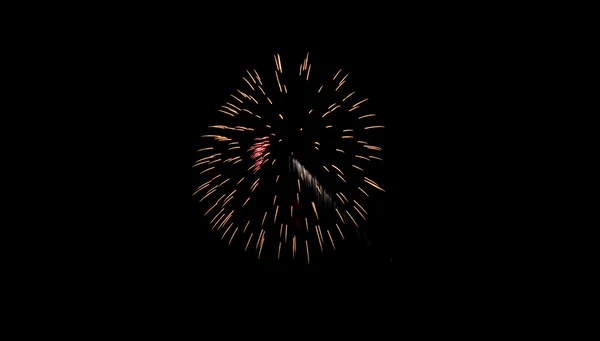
193,52,385,263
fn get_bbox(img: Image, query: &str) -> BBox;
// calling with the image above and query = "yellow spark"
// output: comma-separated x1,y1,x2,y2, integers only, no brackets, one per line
275,70,282,92
331,164,344,175
353,98,368,107
284,84,287,93
353,206,366,220
293,236,296,258
258,235,265,259
336,223,345,240
326,125,333,128
311,201,319,220
346,210,358,227
333,69,342,80
243,77,255,91
261,212,267,226
369,155,383,161
348,106,359,112
298,179,301,192
297,193,299,203
318,85,323,93
218,109,235,117
280,223,283,237
306,240,310,264
237,177,245,185
279,113,284,120
308,109,313,114
228,146,240,150
274,205,279,223
323,165,330,172
354,200,368,215
343,129,353,132
285,224,288,243
358,113,375,119
341,136,354,139
316,226,323,251
299,64,302,75
365,145,383,151
228,227,238,245
253,69,262,85
197,147,213,152
210,209,224,224
246,70,256,84
230,94,243,103
355,155,370,161
365,177,385,191
276,175,280,183
335,80,346,91
267,97,273,104
335,208,345,223
343,91,355,102
199,188,216,202
205,194,225,216
315,146,319,150
278,53,282,72
352,165,364,171
273,195,277,205
340,192,348,203
365,125,385,130
256,230,263,249
244,221,250,233
358,187,369,197
242,197,250,207
272,159,276,166
278,242,281,259
245,233,253,251
305,217,309,231
337,174,346,183
306,64,311,80
327,230,336,250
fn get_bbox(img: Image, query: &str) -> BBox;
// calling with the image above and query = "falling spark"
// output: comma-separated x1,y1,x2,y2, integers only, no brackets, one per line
364,126,385,130
336,223,345,240
311,201,319,220
245,233,253,251
228,227,238,245
278,242,281,260
261,212,267,226
327,230,336,250
358,114,376,119
333,69,342,80
306,241,310,264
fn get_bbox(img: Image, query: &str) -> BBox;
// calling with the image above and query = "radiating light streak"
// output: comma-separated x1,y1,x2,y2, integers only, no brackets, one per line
243,77,255,90
244,221,250,233
275,70,282,92
327,230,336,250
352,165,364,171
261,212,267,226
312,201,319,220
228,227,238,245
274,205,279,223
336,223,345,240
333,69,342,80
364,177,385,191
358,114,376,119
245,233,253,251
346,210,358,227
364,125,384,129
306,240,310,264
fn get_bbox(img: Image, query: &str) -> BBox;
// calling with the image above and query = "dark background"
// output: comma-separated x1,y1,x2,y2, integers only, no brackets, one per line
82,25,513,279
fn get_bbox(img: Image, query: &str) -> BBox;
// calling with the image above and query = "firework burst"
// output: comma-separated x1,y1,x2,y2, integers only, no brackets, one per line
193,52,385,263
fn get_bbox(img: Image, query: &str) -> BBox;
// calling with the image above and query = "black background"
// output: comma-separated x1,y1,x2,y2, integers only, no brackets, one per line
77,21,515,282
